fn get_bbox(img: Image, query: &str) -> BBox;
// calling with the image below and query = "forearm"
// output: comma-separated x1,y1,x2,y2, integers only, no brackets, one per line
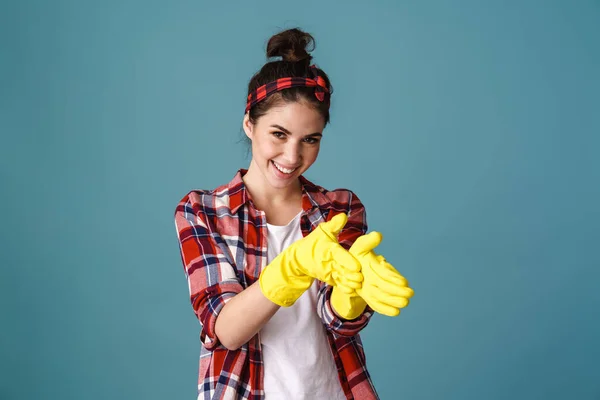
214,280,280,350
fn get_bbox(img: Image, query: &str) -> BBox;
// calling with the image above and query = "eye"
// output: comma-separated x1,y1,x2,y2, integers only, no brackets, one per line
303,137,320,144
272,131,285,139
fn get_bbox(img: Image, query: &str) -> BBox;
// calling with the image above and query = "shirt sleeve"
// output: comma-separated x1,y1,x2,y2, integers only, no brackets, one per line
174,192,244,350
317,190,375,336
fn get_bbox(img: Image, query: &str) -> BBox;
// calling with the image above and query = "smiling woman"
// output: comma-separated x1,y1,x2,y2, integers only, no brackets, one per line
173,27,415,400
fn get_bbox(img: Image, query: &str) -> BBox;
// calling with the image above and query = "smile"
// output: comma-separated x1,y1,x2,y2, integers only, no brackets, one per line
272,161,297,174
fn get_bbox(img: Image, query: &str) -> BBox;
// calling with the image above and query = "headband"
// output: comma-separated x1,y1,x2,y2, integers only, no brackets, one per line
245,65,330,113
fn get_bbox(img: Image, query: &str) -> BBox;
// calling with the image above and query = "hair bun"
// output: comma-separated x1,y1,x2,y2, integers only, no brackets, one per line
266,28,315,63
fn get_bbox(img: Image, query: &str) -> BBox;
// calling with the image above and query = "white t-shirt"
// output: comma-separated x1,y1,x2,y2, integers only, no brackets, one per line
260,212,346,400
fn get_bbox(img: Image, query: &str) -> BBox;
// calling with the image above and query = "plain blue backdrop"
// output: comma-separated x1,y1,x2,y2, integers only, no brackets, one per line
1,1,599,399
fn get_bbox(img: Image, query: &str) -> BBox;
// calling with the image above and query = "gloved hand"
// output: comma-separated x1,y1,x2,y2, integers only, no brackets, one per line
331,232,414,319
259,213,363,307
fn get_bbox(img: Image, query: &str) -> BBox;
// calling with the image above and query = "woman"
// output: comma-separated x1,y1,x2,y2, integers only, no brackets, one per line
174,28,414,400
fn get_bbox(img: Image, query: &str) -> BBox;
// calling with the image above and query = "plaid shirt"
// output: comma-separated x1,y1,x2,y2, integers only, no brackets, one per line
174,169,379,400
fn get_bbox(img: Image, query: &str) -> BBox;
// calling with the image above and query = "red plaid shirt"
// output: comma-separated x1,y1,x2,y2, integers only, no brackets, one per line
174,169,379,399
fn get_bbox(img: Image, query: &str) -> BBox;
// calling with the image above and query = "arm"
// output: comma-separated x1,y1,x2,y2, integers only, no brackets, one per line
215,280,279,350
217,212,362,349
175,192,263,351
317,190,374,336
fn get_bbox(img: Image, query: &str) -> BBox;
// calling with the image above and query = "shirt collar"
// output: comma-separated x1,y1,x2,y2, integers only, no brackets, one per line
227,169,331,214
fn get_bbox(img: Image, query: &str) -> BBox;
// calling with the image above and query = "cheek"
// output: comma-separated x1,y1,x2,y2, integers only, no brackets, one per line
254,137,279,158
305,145,320,164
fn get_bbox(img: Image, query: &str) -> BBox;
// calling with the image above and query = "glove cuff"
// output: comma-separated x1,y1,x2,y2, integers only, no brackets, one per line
259,252,314,307
330,286,367,320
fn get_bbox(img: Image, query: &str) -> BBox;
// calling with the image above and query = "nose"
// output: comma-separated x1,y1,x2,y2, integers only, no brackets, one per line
282,141,302,165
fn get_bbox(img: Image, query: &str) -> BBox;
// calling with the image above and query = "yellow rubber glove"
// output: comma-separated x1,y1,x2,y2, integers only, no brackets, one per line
331,232,414,318
259,213,363,307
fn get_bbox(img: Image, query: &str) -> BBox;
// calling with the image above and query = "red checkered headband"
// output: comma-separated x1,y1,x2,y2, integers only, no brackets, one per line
245,65,330,113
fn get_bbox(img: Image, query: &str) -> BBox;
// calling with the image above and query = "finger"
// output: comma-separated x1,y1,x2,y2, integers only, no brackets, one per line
375,254,404,273
336,275,363,290
332,271,358,294
371,277,410,297
349,232,382,257
359,292,400,317
319,266,336,286
320,213,348,237
341,271,364,285
401,286,415,299
371,285,413,307
374,293,410,309
377,283,414,300
333,270,362,290
367,267,412,295
333,264,363,284
372,261,408,285
362,288,408,313
331,246,361,272
335,282,357,295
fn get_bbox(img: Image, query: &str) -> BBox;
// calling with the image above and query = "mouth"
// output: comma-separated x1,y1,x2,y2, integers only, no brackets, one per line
271,160,298,175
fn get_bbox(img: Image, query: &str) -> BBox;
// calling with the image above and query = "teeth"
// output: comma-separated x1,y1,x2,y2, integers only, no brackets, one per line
273,161,296,174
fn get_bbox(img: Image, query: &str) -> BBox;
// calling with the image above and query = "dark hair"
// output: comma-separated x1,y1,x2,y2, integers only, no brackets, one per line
246,28,333,125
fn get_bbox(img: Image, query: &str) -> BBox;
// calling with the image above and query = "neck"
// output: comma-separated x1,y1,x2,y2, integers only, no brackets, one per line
242,162,303,209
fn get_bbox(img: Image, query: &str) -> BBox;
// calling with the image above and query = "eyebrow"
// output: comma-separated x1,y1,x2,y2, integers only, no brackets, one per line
270,124,322,138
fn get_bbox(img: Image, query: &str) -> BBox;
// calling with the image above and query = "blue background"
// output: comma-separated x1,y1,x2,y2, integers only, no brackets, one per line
1,1,599,399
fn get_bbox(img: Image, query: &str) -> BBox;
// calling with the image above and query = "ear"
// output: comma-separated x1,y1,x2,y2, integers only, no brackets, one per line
242,113,253,140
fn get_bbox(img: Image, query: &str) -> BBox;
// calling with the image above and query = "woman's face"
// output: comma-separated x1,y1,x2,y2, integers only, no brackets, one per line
243,101,325,191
